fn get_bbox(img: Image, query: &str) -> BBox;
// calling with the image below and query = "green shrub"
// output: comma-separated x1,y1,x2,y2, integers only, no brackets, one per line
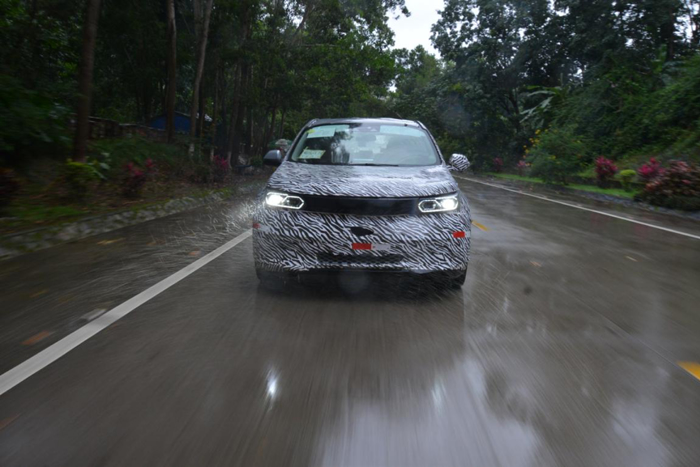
63,160,100,200
526,127,589,184
619,169,636,192
90,137,187,179
0,75,70,163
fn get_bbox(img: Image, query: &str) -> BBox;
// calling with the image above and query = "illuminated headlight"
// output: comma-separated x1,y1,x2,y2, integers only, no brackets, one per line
418,193,459,213
265,191,304,210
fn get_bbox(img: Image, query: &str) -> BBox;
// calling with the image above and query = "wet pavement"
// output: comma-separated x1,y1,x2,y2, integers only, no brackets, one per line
1,178,700,466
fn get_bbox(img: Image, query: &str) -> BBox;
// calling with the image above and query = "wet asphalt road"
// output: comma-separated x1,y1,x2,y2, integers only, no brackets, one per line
1,177,700,466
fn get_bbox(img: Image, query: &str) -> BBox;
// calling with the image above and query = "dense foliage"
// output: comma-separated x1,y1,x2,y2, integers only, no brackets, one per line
641,161,700,210
0,0,407,167
1,0,700,211
526,127,587,184
619,170,637,192
63,160,100,199
392,0,700,180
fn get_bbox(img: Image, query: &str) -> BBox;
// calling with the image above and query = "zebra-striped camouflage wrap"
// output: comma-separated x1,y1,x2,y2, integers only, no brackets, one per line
266,163,458,198
448,153,471,172
252,118,471,276
253,167,470,274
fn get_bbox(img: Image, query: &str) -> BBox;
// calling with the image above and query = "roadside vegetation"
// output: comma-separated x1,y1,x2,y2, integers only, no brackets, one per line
392,0,700,210
485,173,637,200
0,0,406,231
1,0,700,230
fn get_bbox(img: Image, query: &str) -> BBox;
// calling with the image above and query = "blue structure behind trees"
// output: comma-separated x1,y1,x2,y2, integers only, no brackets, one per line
149,112,191,134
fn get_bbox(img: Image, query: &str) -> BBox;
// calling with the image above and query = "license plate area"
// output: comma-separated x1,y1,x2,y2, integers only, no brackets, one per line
352,242,392,252
317,252,404,267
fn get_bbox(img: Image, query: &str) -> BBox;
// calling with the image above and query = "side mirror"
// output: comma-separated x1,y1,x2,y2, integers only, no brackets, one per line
449,153,470,172
263,149,283,166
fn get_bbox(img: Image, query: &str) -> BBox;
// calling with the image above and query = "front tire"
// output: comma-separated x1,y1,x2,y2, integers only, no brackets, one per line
448,269,467,289
256,269,286,292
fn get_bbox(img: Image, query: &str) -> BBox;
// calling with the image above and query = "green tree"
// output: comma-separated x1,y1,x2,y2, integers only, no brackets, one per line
73,0,102,162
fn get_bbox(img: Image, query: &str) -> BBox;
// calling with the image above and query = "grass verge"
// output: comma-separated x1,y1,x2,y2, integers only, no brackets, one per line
0,184,236,236
487,173,637,199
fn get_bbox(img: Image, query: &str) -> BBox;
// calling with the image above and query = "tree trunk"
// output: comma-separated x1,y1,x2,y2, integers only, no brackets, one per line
193,0,202,39
266,103,278,148
218,65,228,152
165,0,177,143
73,0,102,162
255,109,267,157
245,67,254,156
233,68,247,160
293,2,314,42
210,69,219,162
278,108,286,139
198,84,206,134
189,0,214,156
225,1,252,167
226,64,242,168
245,103,253,155
198,87,206,154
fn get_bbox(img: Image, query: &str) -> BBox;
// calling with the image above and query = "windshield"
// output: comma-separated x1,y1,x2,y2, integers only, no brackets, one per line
288,123,440,166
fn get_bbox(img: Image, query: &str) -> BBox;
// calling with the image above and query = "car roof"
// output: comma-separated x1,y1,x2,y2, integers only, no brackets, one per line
304,117,423,129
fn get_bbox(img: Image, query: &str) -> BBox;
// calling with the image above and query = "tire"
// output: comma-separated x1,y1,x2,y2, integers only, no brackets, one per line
256,269,286,292
448,269,467,289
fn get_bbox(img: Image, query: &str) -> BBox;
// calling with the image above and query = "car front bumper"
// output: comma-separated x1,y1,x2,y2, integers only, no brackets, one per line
252,208,470,274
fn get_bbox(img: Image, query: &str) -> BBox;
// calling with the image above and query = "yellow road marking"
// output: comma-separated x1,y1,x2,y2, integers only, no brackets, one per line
29,290,48,298
22,331,53,346
679,362,700,381
97,238,124,245
472,221,489,232
0,414,20,431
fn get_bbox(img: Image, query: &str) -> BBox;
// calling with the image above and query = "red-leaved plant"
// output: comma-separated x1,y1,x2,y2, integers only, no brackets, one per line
493,157,504,173
212,155,230,183
595,157,618,187
642,161,700,211
516,160,528,176
122,160,156,198
144,158,156,174
637,157,664,182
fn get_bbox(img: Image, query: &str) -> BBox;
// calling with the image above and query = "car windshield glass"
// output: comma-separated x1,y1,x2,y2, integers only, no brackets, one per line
288,123,440,166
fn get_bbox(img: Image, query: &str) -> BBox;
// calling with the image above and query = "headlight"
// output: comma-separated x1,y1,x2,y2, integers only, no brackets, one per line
418,193,459,213
265,191,304,210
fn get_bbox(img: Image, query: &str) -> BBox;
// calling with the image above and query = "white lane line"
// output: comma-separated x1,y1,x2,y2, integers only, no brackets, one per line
456,176,700,241
0,229,252,397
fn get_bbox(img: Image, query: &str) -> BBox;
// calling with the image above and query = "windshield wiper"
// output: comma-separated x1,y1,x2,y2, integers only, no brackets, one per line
347,163,400,167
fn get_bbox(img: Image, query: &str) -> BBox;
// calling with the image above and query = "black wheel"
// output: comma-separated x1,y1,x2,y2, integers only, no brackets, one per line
448,269,467,289
256,269,286,291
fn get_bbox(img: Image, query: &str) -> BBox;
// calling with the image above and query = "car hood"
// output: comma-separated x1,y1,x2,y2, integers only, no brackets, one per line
267,162,458,198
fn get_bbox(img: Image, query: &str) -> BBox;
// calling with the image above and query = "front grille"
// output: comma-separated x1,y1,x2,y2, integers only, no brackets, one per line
317,252,404,268
299,195,418,216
